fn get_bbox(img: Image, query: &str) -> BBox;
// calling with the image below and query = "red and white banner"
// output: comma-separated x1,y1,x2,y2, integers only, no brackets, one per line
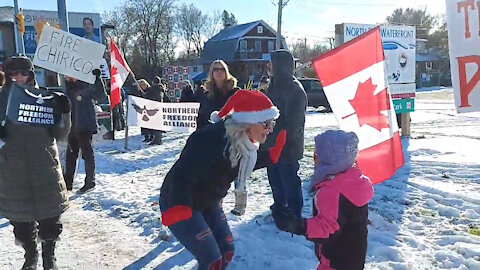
313,27,404,184
446,0,480,113
110,39,131,110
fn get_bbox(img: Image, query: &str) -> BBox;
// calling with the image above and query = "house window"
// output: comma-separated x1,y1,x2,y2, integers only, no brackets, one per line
257,26,263,34
193,66,198,72
239,40,247,51
255,41,261,52
268,40,275,52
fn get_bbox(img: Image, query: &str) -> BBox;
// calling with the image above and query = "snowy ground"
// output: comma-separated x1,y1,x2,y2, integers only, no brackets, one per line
1,88,479,270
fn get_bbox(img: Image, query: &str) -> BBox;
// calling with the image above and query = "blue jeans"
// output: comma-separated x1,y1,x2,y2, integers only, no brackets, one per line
267,161,303,217
159,197,234,270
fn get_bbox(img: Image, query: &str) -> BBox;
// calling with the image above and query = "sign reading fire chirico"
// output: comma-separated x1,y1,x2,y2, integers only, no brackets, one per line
127,96,199,132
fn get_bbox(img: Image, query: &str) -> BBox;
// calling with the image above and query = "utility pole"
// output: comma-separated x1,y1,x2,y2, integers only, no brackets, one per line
276,0,289,50
13,0,25,55
57,0,69,32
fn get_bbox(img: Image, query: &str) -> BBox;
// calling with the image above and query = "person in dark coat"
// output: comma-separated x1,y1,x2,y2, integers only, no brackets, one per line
145,76,167,145
64,69,107,193
194,83,207,103
262,49,307,219
272,130,373,270
0,56,71,270
160,90,285,270
196,60,239,130
179,81,195,102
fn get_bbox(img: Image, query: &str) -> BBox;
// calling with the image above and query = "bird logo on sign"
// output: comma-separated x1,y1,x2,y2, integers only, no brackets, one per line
24,88,55,104
132,103,159,121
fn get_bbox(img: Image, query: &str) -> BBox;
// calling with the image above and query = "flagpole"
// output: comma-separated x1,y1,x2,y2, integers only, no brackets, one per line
124,95,129,149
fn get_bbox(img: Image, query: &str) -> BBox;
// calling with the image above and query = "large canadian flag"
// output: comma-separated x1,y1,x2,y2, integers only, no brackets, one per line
312,27,404,184
110,39,131,110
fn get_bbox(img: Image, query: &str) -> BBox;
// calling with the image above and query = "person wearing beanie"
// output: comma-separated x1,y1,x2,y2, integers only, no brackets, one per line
159,90,287,269
0,56,71,270
272,130,374,270
262,49,307,220
63,69,107,193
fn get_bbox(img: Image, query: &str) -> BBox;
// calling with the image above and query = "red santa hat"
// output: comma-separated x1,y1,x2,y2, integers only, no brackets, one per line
210,90,279,124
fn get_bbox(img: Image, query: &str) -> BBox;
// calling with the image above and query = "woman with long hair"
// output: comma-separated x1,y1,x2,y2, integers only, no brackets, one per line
160,90,286,269
196,60,239,129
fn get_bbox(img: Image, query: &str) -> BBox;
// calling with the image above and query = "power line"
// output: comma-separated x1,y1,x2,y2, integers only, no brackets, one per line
293,0,396,7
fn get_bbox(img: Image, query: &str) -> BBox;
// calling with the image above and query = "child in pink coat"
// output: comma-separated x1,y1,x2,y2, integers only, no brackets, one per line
272,130,374,270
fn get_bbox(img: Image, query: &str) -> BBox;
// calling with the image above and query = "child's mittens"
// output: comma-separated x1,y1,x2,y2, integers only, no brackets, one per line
272,205,306,235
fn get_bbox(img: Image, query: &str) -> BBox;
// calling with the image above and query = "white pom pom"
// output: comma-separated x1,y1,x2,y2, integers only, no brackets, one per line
210,111,221,123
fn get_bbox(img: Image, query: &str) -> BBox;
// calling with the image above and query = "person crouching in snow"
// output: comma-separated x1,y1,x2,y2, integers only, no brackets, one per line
272,130,374,270
0,56,71,270
159,90,286,269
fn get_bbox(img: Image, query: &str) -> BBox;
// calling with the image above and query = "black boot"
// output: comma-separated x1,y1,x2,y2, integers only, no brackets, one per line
41,240,57,270
21,240,38,270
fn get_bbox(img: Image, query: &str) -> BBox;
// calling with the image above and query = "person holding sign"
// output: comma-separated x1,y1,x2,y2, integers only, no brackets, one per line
159,90,286,269
0,56,71,270
63,69,107,193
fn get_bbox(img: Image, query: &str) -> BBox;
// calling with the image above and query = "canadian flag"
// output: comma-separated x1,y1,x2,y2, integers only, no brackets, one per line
110,39,131,110
312,27,404,184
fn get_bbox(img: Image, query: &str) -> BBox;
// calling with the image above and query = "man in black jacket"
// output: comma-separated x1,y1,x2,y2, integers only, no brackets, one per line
64,69,107,193
263,49,307,218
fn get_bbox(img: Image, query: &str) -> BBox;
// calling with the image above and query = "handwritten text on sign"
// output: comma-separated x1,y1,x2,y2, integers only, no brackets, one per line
33,25,105,84
446,0,480,112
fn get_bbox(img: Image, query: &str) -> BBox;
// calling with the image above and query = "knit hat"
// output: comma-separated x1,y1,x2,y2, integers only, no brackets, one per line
3,56,34,73
309,130,359,190
210,90,279,124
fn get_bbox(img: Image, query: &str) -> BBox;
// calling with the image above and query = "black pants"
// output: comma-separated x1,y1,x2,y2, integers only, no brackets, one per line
10,216,63,244
142,128,162,144
65,131,95,186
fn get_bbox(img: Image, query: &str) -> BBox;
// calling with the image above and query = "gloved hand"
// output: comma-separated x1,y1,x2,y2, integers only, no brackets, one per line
269,129,286,164
272,204,306,235
54,92,71,113
0,125,6,139
92,68,101,78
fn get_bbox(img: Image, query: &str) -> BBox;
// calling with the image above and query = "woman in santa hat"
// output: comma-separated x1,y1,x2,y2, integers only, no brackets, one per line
159,90,286,270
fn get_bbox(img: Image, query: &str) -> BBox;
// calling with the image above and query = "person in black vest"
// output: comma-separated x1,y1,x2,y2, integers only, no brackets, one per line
63,69,107,193
262,49,307,219
160,90,285,269
0,56,71,270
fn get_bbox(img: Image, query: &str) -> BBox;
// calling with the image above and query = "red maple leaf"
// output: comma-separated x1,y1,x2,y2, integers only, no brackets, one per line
110,66,118,87
347,78,390,131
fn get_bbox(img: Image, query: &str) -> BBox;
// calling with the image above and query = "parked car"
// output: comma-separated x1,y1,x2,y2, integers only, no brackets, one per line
298,77,331,111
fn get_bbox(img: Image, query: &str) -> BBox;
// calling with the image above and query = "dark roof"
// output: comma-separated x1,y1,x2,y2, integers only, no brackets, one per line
200,39,238,65
200,20,277,65
416,51,442,62
208,21,263,42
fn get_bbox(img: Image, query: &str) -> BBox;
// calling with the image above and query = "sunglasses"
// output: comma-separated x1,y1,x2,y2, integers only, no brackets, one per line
212,67,225,72
261,119,276,130
10,70,30,76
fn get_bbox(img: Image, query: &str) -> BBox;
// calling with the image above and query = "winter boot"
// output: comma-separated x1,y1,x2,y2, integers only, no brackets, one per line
231,190,247,216
41,240,57,270
77,182,95,193
21,240,38,270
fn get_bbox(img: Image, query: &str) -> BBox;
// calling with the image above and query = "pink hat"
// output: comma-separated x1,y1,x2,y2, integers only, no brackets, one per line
210,90,279,124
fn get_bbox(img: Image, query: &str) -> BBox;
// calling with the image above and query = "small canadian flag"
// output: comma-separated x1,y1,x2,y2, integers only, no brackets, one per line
110,39,131,110
313,27,404,184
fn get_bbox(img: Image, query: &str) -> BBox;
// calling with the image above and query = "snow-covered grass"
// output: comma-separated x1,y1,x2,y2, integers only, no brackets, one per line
1,88,479,269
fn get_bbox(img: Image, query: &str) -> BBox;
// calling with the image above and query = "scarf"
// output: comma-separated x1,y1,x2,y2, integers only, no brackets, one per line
235,133,259,192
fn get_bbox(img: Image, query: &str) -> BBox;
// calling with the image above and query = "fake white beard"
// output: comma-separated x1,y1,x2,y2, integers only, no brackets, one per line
235,134,259,191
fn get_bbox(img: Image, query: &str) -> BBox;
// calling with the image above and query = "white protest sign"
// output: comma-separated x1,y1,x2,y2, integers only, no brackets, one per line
33,25,106,84
343,23,416,86
127,96,199,132
445,0,480,113
99,58,110,79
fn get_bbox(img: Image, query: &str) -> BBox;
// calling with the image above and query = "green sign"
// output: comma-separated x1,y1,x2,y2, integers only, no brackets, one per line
393,98,415,113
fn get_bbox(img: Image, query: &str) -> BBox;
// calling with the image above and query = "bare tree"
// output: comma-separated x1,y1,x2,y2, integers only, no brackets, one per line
176,4,210,57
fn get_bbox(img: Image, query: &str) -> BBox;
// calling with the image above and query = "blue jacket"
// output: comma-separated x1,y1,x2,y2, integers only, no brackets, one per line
66,78,107,133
